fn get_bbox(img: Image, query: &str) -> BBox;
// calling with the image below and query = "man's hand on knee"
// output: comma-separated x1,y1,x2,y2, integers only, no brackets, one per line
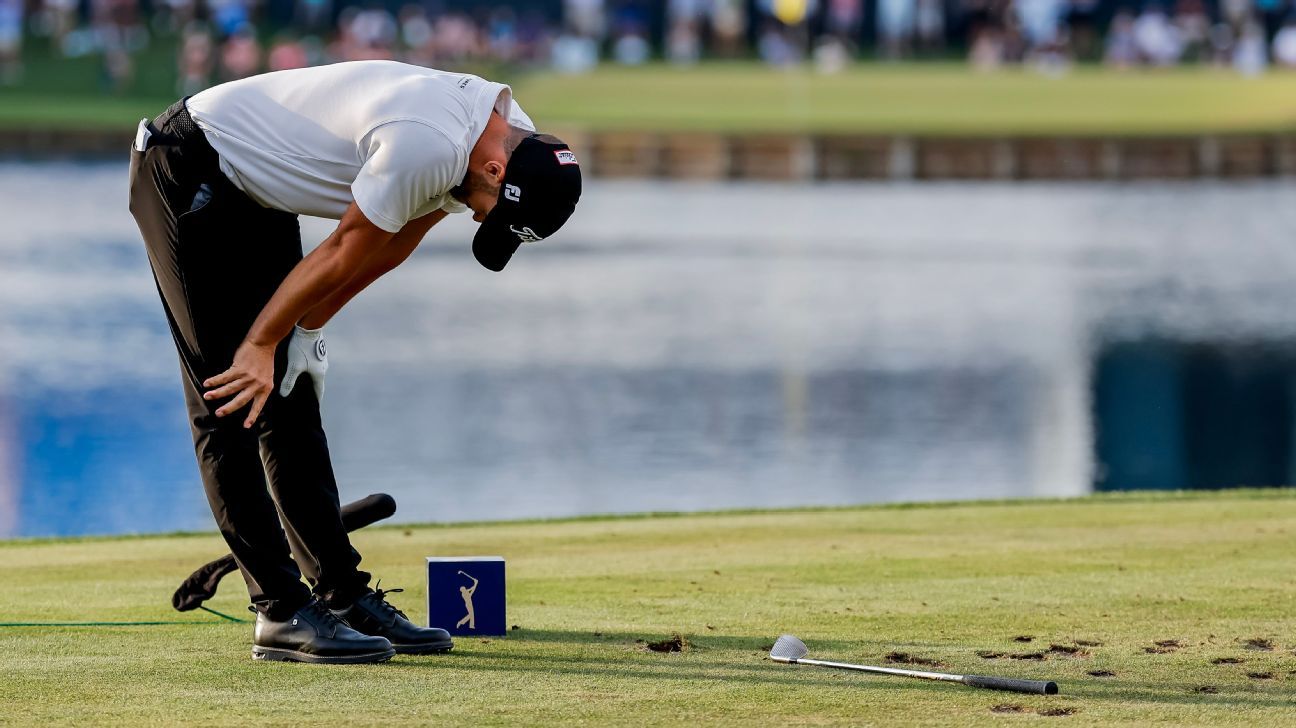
203,340,277,428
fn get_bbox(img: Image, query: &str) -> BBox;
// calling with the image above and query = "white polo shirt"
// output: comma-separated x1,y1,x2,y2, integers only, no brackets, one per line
185,61,535,233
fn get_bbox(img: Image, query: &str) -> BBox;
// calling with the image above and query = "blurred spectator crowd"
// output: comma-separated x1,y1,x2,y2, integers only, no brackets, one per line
2,0,1296,88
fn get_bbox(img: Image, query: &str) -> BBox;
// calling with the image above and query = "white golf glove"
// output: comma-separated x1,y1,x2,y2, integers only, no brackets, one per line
279,325,328,400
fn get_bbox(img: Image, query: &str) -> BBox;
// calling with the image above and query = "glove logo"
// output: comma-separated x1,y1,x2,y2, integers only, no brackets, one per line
315,338,327,361
504,184,521,202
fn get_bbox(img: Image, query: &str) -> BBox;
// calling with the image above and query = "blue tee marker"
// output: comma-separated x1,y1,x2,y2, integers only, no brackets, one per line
426,556,506,636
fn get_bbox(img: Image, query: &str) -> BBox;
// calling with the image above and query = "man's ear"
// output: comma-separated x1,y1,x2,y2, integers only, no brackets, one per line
485,160,506,184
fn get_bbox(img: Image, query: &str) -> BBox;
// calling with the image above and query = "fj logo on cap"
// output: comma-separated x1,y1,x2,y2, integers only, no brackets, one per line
510,225,544,243
555,150,578,166
504,184,521,202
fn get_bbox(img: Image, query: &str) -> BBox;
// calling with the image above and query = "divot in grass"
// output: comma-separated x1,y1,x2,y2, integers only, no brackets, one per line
883,651,945,668
1144,640,1181,654
1047,644,1087,657
991,704,1076,717
977,650,1053,661
646,634,688,653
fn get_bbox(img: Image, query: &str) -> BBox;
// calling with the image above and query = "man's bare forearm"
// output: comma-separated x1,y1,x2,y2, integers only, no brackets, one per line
298,235,416,329
300,210,446,329
244,204,395,348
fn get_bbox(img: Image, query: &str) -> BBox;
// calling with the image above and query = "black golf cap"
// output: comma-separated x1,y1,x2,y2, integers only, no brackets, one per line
472,133,582,272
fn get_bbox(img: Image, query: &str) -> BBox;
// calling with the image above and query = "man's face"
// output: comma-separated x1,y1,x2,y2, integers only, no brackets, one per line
465,185,498,223
459,160,507,223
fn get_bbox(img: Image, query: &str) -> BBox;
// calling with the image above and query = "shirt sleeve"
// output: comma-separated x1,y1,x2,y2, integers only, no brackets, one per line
507,99,536,132
352,121,465,233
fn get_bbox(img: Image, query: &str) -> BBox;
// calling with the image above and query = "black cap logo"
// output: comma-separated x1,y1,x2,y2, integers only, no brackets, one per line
509,225,544,243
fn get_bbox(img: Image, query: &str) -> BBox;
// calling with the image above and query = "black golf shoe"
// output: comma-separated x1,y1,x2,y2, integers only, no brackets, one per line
252,597,395,664
332,585,454,655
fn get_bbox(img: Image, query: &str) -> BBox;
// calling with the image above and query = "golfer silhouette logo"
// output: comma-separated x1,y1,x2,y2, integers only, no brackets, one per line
455,571,479,630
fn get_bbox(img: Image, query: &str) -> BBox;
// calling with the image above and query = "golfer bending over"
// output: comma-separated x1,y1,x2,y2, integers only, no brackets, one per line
128,60,581,664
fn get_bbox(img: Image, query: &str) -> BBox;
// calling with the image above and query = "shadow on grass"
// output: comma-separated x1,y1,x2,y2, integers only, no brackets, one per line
1057,677,1296,710
418,629,1296,710
433,652,1296,709
404,647,950,693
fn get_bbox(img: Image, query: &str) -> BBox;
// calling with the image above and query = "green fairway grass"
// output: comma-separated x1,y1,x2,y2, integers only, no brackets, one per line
3,60,1296,135
2,490,1295,725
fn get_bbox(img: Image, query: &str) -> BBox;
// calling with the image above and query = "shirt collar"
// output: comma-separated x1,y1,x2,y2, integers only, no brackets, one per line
467,79,513,151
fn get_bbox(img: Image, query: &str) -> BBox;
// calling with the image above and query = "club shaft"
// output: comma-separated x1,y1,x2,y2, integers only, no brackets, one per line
775,656,963,682
772,655,1059,695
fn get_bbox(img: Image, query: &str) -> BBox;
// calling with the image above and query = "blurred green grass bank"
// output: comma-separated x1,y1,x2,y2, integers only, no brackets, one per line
6,60,1296,178
2,490,1294,725
4,56,1296,136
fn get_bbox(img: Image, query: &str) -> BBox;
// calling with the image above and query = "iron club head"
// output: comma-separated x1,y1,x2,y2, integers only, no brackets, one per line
770,634,810,661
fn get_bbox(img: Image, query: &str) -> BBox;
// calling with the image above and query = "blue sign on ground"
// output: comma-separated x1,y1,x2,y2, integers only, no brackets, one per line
425,556,506,636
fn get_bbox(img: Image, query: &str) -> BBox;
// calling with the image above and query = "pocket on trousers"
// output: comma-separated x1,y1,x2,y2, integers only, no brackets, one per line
175,179,248,360
178,181,217,222
188,183,214,214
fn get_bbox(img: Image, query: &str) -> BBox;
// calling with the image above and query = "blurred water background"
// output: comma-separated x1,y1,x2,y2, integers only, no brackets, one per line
2,162,1294,537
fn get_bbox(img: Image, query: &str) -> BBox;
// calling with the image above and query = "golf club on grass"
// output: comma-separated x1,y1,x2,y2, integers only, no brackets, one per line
770,635,1059,695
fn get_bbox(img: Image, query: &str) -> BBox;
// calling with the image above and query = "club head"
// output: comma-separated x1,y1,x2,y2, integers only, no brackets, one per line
770,634,810,661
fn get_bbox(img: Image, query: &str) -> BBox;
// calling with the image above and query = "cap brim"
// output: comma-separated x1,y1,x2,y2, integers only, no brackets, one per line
472,213,522,272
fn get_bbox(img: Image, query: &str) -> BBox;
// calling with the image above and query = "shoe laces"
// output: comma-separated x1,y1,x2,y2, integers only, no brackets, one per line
303,597,346,632
249,600,344,630
370,580,409,622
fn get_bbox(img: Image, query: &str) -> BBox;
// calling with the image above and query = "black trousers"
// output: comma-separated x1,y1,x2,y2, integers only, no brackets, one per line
128,99,369,618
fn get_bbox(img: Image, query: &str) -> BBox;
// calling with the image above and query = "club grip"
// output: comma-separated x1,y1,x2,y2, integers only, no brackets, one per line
341,493,396,531
962,675,1059,695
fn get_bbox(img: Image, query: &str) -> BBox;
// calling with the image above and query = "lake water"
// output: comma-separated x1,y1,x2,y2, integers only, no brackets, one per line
2,163,1294,537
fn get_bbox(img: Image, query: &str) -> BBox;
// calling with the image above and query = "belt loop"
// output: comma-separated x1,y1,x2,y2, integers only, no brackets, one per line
133,118,152,152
